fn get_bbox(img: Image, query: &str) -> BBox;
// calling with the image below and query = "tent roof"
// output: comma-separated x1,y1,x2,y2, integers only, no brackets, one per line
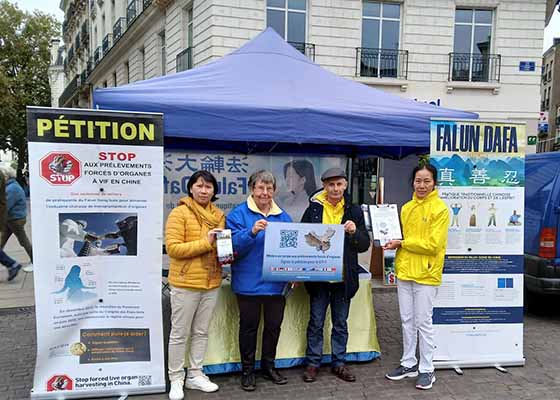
93,28,477,158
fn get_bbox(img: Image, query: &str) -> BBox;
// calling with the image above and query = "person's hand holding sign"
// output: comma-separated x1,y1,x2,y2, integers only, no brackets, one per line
382,240,402,250
252,219,268,236
343,220,356,235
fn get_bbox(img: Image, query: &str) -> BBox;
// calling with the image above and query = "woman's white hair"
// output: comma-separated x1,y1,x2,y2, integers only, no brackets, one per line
0,164,16,179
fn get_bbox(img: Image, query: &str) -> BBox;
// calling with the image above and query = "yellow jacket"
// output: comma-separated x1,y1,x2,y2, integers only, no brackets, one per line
166,196,225,290
395,189,449,286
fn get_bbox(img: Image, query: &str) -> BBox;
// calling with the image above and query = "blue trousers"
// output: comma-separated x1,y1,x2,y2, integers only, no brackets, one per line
0,249,17,268
305,282,351,368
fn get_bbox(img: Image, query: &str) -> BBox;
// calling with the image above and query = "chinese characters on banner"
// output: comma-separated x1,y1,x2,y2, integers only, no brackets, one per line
27,107,166,399
163,151,347,222
430,119,525,368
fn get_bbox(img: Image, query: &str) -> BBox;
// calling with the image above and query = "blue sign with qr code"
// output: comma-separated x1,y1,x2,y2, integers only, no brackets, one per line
262,222,344,281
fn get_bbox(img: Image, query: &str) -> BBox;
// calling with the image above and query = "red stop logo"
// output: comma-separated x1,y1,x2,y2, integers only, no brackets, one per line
47,374,73,391
40,152,81,185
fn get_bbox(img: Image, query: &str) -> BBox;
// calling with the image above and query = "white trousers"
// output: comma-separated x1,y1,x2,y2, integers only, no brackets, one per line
397,279,438,373
168,286,219,382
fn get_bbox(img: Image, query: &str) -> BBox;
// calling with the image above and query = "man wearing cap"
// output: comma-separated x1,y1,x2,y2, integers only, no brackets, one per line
301,167,370,383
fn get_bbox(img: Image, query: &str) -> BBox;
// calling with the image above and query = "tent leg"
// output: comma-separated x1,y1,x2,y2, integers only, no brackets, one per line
453,366,463,375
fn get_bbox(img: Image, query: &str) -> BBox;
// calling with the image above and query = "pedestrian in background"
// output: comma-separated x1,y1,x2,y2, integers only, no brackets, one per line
0,168,21,281
384,163,449,390
0,165,33,272
166,170,225,400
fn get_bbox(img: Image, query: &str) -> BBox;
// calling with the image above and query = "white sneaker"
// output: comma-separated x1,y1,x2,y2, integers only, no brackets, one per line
23,263,33,273
168,379,184,400
185,375,219,393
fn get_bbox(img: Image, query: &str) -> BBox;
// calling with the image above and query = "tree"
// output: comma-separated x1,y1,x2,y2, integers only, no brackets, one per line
0,1,60,177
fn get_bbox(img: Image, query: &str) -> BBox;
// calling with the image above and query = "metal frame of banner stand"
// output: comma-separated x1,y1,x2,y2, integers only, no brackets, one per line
30,386,164,399
434,358,525,375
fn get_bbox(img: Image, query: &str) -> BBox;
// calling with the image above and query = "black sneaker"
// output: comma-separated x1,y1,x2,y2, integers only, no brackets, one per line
415,372,436,390
385,365,419,381
241,370,256,391
8,263,22,282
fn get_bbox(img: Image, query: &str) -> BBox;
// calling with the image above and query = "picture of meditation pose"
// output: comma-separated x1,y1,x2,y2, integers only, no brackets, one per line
508,210,522,226
450,203,462,227
488,203,497,226
469,204,478,227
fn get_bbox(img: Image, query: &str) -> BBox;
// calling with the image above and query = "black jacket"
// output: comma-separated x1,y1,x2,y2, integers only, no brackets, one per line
301,192,370,299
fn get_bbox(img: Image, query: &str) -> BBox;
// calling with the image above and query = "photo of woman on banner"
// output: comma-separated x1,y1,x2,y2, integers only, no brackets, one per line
226,170,292,392
277,160,317,222
165,170,225,399
383,163,449,391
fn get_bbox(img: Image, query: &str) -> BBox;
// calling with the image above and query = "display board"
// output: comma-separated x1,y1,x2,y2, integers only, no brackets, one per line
430,118,525,369
27,107,165,399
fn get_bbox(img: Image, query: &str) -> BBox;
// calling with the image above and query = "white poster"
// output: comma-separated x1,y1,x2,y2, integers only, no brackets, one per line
27,107,165,399
163,151,347,222
430,119,525,368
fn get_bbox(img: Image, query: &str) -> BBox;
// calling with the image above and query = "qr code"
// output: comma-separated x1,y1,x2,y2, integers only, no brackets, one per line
138,375,152,386
280,230,298,248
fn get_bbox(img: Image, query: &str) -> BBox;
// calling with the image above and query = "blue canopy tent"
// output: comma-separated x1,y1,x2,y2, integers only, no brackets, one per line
93,28,477,158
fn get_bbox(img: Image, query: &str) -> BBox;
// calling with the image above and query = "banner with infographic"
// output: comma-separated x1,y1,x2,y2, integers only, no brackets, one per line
163,152,347,222
430,119,525,368
27,107,165,399
262,222,344,281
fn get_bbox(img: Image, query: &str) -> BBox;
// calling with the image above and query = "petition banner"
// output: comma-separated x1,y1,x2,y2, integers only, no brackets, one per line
430,119,525,368
27,107,165,399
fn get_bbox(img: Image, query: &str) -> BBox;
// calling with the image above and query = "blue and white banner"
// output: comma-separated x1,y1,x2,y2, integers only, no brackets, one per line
430,119,525,368
163,152,346,222
262,222,344,282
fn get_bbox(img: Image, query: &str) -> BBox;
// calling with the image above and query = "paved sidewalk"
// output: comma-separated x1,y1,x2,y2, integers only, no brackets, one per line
1,291,559,400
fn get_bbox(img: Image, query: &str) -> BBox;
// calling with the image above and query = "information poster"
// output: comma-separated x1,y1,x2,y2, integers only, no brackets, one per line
430,119,525,368
369,204,402,245
262,222,344,281
163,152,347,221
27,107,165,399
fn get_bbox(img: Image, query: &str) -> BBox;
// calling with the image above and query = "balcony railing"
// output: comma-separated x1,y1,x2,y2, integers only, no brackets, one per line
113,17,126,43
59,74,79,106
127,0,138,25
94,46,101,64
176,48,192,72
143,0,152,9
75,32,81,50
102,33,112,55
356,48,408,79
449,52,501,83
288,41,315,61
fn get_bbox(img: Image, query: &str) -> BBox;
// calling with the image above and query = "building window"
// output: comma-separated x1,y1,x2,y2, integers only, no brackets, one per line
266,0,306,44
451,9,498,82
139,46,145,80
359,1,404,78
160,31,166,76
185,5,193,49
113,71,117,86
103,80,107,87
177,5,194,72
124,61,130,84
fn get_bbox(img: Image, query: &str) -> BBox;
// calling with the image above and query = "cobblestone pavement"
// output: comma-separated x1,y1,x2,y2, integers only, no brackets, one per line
1,291,559,400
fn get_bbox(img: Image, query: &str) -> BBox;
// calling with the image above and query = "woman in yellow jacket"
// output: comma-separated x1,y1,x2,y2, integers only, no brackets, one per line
166,170,225,400
383,164,449,391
